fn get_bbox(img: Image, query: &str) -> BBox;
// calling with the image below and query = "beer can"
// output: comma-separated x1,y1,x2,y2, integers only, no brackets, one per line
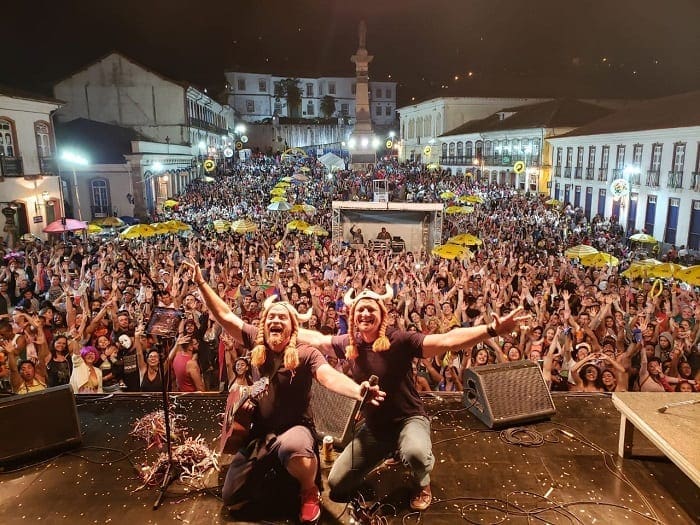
322,435,334,463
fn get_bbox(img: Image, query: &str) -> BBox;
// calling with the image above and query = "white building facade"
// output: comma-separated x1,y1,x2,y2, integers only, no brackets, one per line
0,88,63,245
53,52,238,218
547,94,700,250
224,72,397,128
397,97,549,163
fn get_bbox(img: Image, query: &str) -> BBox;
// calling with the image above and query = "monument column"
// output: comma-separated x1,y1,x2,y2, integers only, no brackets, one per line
349,20,376,167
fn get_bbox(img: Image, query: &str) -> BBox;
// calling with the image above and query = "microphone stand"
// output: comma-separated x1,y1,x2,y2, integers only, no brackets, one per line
118,241,179,510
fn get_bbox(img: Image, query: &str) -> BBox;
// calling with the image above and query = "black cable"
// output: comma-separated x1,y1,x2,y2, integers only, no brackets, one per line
499,426,545,447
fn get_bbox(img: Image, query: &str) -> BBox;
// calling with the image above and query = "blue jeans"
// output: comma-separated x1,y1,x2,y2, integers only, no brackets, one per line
328,415,434,502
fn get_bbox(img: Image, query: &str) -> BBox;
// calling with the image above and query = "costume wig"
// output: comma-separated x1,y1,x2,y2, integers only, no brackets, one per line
251,295,312,371
343,284,394,360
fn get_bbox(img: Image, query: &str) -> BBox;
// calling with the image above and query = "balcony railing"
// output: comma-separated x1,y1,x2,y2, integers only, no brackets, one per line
573,167,583,179
0,155,24,176
585,167,595,180
647,169,661,188
564,167,572,178
554,165,562,177
692,172,700,192
667,171,684,190
598,168,608,182
39,156,58,175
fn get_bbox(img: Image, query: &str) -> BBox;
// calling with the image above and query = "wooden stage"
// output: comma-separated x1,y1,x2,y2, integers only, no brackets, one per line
1,392,698,524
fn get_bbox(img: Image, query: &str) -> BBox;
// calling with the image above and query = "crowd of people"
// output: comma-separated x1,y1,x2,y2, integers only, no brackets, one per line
0,153,698,521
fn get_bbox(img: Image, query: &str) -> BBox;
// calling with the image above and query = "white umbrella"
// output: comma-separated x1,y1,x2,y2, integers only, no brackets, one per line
267,201,292,211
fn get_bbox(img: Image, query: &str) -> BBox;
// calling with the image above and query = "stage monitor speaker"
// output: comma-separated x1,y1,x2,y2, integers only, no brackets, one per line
462,360,555,429
0,384,82,466
310,379,360,448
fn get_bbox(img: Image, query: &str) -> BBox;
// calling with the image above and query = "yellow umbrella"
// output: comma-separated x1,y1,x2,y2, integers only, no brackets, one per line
676,265,700,286
270,196,288,203
212,219,230,233
448,233,483,246
163,220,191,232
545,199,561,206
445,205,465,215
440,191,456,200
303,225,329,236
300,167,311,172
151,222,178,234
290,204,306,213
120,224,157,239
270,188,286,196
275,181,291,188
646,262,687,279
456,195,471,203
87,223,103,234
163,199,179,208
302,204,317,215
98,216,125,227
629,233,657,244
230,219,258,234
565,245,599,259
580,252,620,268
426,163,441,171
431,244,468,260
280,176,293,182
465,195,484,204
287,220,310,231
622,259,661,279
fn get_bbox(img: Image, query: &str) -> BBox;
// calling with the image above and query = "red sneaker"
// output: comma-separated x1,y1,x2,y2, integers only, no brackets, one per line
299,486,321,524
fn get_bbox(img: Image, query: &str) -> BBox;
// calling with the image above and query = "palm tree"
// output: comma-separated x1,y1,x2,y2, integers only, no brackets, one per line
274,78,302,118
320,95,336,118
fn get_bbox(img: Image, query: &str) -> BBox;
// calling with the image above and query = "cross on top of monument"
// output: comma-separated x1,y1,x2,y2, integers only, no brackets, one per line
359,20,366,49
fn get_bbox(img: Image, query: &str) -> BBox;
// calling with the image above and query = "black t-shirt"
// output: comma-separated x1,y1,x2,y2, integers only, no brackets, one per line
331,327,427,435
242,324,327,437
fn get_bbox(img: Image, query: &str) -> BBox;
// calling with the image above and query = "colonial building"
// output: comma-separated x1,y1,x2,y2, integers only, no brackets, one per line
547,90,700,249
224,72,397,130
437,99,612,192
0,87,63,245
52,52,237,218
397,97,550,163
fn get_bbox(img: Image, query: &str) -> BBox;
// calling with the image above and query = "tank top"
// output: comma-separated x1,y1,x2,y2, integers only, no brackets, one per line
172,352,197,392
140,368,163,392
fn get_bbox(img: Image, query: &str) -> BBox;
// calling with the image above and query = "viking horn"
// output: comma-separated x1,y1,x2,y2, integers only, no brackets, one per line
343,287,357,307
379,283,394,302
263,295,278,311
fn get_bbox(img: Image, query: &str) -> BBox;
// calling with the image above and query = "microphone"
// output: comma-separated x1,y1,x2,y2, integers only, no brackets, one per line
657,399,700,413
359,374,379,409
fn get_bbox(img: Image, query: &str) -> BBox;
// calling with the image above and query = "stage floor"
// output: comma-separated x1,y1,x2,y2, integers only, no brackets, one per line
1,392,698,524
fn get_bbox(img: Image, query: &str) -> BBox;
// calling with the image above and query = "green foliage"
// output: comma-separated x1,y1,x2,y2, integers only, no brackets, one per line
320,95,336,118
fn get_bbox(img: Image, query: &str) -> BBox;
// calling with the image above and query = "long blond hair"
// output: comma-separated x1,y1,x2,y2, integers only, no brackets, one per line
250,296,312,371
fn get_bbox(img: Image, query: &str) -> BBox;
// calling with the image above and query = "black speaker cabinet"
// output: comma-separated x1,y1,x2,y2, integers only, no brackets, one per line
310,379,361,447
0,385,82,465
462,360,556,429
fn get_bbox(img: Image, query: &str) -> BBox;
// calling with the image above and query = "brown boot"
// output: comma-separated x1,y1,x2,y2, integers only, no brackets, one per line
410,484,432,511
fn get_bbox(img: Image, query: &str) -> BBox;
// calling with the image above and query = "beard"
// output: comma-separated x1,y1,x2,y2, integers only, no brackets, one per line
266,330,287,348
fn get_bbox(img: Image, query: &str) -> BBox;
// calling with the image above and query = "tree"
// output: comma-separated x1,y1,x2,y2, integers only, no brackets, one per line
320,95,336,118
274,78,302,118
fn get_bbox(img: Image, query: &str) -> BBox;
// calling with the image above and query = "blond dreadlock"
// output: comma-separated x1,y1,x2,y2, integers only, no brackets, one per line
251,297,310,371
344,284,393,360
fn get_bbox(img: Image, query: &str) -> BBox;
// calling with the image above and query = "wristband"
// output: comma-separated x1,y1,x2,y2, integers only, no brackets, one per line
486,323,498,337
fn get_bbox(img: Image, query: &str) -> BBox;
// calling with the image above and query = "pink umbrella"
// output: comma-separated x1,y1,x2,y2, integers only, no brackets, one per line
43,218,88,233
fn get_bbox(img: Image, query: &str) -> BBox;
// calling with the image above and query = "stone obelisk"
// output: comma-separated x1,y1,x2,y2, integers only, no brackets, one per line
349,20,376,167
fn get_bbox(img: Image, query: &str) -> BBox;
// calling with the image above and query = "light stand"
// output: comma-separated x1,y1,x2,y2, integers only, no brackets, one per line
118,241,182,509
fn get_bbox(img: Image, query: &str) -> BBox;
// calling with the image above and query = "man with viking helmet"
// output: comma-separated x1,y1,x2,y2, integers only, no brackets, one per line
300,284,529,512
184,261,384,525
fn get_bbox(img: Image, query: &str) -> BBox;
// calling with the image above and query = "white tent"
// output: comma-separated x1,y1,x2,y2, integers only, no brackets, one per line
319,152,345,172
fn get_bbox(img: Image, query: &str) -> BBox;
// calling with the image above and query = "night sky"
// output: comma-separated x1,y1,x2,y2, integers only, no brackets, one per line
4,0,699,106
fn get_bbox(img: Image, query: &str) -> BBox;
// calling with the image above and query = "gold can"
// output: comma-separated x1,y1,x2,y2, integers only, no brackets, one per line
322,435,334,463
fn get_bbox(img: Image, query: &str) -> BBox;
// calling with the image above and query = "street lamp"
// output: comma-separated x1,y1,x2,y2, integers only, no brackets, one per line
61,150,89,221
